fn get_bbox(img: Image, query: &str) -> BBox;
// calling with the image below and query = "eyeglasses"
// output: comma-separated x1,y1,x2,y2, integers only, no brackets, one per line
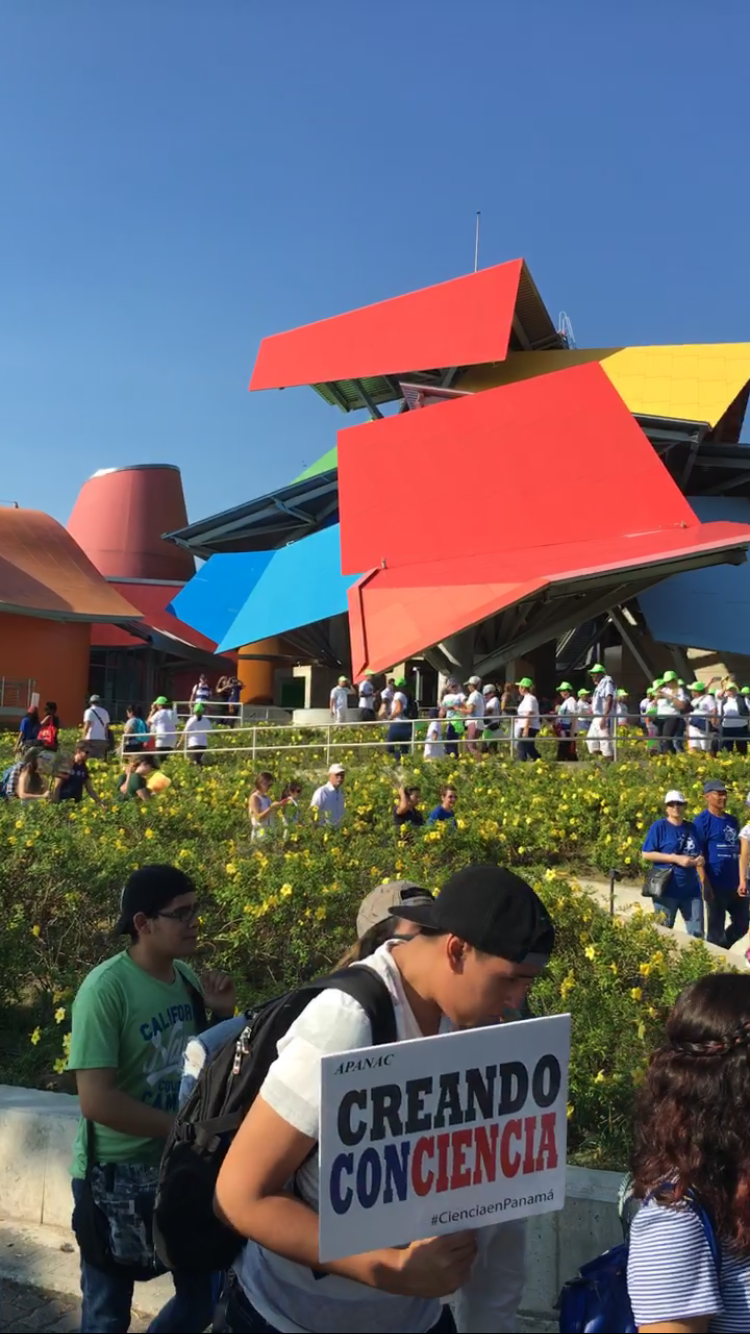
156,903,200,924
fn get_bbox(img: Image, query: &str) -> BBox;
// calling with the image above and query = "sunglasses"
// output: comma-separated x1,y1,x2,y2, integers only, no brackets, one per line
155,903,200,924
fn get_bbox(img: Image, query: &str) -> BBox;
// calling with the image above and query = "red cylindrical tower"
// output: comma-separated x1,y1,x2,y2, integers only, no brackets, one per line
67,464,195,582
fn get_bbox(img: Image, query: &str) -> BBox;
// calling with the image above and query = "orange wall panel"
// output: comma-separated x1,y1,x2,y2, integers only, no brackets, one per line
0,613,92,725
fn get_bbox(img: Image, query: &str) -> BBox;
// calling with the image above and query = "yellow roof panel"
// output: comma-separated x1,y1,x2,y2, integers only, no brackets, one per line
459,344,750,427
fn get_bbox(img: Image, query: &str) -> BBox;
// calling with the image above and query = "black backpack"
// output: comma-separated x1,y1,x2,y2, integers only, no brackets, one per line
153,966,397,1274
404,695,419,720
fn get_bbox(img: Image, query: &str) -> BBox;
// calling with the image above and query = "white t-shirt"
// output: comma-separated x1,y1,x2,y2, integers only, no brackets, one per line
423,719,445,759
330,686,349,719
151,707,177,748
483,696,501,722
577,700,592,721
358,680,375,710
591,676,615,716
380,685,395,714
184,715,211,748
235,945,524,1334
442,692,466,720
723,696,746,728
657,687,679,718
514,694,540,737
464,690,484,726
557,697,578,731
628,1198,747,1330
310,781,345,827
83,705,110,742
391,691,409,719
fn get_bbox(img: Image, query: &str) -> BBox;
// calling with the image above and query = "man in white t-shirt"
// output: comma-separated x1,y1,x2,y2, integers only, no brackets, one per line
330,677,350,725
462,675,484,753
514,677,541,761
556,682,578,762
379,679,396,718
310,763,346,827
181,703,212,765
358,671,377,722
82,694,111,761
215,865,555,1334
586,663,616,760
149,696,178,753
687,681,715,752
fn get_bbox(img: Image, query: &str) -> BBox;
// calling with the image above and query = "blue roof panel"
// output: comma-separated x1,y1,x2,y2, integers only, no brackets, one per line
167,550,274,645
215,524,361,652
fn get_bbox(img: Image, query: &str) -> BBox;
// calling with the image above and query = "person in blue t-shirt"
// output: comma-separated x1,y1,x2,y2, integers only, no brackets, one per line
693,777,746,949
427,785,458,824
642,790,706,937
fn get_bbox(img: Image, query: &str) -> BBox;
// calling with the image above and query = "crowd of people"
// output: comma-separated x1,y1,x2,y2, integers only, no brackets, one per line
61,850,750,1334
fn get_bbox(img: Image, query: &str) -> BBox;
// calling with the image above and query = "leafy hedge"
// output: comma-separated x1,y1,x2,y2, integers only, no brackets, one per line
0,729,741,1167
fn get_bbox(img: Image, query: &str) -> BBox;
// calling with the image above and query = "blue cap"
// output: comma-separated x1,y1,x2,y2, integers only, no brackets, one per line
704,779,728,794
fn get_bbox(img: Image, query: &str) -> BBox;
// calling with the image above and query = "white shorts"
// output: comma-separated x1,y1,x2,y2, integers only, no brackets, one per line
687,725,711,751
587,716,614,758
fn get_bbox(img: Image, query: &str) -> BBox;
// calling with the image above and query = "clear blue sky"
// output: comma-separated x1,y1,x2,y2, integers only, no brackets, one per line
1,1,749,527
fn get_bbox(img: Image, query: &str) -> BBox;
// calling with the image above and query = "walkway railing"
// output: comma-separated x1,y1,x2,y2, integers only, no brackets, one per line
117,712,735,763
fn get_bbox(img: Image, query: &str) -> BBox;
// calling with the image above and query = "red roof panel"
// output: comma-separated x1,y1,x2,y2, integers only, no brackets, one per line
249,261,524,391
91,583,219,653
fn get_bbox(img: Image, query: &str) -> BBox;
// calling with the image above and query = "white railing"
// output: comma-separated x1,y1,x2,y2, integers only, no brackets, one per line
117,712,736,764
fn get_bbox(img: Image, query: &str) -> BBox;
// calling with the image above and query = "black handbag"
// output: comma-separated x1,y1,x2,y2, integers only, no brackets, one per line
641,864,675,900
72,1122,162,1280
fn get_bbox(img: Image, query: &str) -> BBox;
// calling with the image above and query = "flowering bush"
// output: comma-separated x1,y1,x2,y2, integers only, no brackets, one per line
0,730,742,1166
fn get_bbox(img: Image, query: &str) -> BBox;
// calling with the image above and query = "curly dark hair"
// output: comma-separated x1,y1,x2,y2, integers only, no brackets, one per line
632,973,750,1251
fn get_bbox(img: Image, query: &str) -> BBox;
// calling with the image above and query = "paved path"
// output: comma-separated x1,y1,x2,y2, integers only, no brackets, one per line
0,1279,149,1332
577,876,748,963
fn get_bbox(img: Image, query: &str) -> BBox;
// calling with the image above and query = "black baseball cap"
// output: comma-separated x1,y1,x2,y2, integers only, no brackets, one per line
391,864,554,965
115,865,197,934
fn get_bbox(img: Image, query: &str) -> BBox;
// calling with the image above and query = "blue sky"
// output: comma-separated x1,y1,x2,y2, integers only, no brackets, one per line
1,1,749,527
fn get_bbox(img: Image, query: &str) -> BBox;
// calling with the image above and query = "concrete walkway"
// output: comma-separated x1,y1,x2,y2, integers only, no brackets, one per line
577,876,749,965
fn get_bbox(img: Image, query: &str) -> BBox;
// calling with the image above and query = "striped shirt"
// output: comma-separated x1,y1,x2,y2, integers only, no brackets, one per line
628,1200,749,1330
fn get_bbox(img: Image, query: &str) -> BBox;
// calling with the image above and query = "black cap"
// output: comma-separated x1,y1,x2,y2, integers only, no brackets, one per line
115,864,196,934
391,865,554,965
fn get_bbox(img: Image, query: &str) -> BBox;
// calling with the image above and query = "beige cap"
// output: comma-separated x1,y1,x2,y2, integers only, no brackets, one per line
356,881,434,939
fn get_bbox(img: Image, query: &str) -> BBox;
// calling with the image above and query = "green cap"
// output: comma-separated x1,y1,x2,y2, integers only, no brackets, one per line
708,687,717,696
590,663,606,674
678,678,686,686
742,687,750,696
578,688,591,698
394,676,407,687
155,696,168,706
617,688,628,697
662,670,678,682
652,678,663,688
193,703,205,715
517,677,534,689
646,687,655,695
557,681,573,692
691,681,706,693
365,669,374,676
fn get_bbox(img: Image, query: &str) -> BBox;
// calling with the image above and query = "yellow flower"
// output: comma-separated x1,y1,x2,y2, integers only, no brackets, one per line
55,1007,66,1024
30,1027,41,1046
639,962,651,977
280,884,293,898
144,828,155,839
315,905,327,921
584,945,596,960
517,846,525,855
567,1103,575,1119
594,1069,607,1084
225,863,238,877
631,987,643,1002
31,924,41,938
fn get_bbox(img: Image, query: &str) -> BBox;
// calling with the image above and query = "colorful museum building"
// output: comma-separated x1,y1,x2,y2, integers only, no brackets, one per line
166,259,750,703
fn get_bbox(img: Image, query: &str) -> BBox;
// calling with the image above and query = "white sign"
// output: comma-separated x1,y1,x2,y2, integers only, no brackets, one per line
319,1012,570,1262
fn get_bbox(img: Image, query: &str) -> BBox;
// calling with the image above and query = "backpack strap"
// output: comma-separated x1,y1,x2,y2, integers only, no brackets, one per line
646,1183,722,1276
175,963,209,1034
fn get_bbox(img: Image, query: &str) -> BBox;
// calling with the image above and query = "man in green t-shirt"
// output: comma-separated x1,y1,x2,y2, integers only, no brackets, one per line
68,864,236,1332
